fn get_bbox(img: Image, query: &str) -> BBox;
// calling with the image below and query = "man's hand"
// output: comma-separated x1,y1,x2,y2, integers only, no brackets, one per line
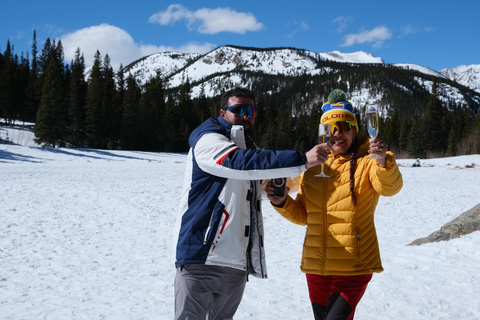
305,143,331,169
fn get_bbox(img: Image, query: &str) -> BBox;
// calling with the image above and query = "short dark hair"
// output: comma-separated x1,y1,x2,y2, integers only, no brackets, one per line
220,87,256,109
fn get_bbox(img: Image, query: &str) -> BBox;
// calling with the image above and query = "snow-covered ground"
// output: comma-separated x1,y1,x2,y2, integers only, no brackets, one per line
1,125,480,319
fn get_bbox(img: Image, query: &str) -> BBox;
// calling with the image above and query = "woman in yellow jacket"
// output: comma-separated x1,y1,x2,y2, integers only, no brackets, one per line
268,90,403,320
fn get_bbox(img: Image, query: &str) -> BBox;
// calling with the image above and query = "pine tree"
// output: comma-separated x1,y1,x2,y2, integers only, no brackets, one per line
68,48,87,147
121,74,141,150
163,94,181,152
17,53,31,124
102,54,119,148
0,41,15,125
34,40,66,147
251,94,266,144
84,51,103,148
423,82,446,153
138,70,165,150
398,119,412,154
176,80,194,151
293,114,310,153
25,31,40,123
407,118,426,158
276,101,294,150
194,82,211,123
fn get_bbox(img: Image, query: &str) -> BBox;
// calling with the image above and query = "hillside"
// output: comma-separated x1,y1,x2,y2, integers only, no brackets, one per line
122,45,480,107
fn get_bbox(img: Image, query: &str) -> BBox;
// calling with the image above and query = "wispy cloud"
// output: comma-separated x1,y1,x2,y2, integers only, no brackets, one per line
60,24,215,70
286,21,310,39
332,16,353,33
148,4,264,35
340,26,392,48
399,24,437,38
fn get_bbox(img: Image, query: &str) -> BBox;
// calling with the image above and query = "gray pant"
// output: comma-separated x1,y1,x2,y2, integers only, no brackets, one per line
174,264,248,320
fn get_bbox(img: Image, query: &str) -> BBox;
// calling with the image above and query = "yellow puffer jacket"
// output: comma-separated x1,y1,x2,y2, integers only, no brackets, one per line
274,135,403,275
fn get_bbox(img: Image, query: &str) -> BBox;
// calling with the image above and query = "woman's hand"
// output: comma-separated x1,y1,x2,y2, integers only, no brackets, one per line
368,138,387,167
266,180,289,207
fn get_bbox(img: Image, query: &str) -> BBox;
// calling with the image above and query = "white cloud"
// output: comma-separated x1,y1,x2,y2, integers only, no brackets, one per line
60,24,215,70
340,26,392,48
332,16,353,33
148,4,263,35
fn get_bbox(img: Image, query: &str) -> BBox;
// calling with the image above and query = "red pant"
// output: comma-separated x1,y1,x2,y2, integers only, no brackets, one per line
306,273,372,320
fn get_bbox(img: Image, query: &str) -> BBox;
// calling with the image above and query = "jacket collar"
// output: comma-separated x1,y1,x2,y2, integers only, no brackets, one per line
332,135,370,163
216,116,248,149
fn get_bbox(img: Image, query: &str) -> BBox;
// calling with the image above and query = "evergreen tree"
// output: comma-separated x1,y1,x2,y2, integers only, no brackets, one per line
25,31,40,123
34,40,66,147
251,94,266,144
17,53,31,124
121,74,141,150
307,102,323,148
163,94,181,152
293,114,310,153
68,48,87,147
407,118,426,158
194,82,211,123
84,51,104,148
276,101,294,150
102,54,119,148
382,110,400,151
138,70,165,150
398,119,412,154
260,98,278,149
423,82,447,153
176,80,194,151
0,41,15,125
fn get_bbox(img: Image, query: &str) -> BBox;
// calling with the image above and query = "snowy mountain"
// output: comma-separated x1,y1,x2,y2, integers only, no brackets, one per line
441,64,480,93
122,45,480,106
123,45,388,96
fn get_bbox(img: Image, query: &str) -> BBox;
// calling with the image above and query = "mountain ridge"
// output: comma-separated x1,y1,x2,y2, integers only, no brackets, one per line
121,45,480,110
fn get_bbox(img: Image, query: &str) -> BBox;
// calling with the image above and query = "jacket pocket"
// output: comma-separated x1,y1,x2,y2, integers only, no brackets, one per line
203,201,225,245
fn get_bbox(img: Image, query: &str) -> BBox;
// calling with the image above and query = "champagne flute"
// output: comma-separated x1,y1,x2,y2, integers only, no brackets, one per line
366,105,383,159
314,123,331,177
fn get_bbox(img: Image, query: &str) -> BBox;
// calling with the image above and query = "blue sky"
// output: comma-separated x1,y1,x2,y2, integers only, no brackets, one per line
2,0,479,71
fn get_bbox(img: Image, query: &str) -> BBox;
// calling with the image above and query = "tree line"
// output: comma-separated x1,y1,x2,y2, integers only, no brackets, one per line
1,34,479,157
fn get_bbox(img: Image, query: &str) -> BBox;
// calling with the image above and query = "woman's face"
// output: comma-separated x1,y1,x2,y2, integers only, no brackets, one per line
330,126,356,156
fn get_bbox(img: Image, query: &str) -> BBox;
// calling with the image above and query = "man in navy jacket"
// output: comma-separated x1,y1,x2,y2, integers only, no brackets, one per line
174,87,327,319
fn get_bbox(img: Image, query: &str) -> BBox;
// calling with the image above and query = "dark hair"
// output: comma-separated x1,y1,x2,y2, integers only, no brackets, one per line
220,87,256,109
348,136,360,207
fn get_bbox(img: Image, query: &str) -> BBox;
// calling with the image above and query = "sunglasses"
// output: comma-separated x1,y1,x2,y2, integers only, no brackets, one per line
329,121,356,134
223,104,256,117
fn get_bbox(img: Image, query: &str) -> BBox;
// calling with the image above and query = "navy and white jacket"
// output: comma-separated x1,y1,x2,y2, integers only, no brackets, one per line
174,116,307,278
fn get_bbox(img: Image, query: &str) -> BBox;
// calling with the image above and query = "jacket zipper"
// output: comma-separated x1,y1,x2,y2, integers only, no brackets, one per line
322,169,329,273
252,182,265,278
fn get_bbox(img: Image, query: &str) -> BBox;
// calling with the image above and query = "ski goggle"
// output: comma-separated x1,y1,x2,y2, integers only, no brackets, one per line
329,121,357,134
223,104,256,117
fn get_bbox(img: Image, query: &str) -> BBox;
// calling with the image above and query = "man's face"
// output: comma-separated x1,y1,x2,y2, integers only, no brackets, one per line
220,96,255,133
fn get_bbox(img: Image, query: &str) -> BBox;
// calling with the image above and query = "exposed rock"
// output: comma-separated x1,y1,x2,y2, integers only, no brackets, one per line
408,203,480,246
215,52,225,65
233,56,242,67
